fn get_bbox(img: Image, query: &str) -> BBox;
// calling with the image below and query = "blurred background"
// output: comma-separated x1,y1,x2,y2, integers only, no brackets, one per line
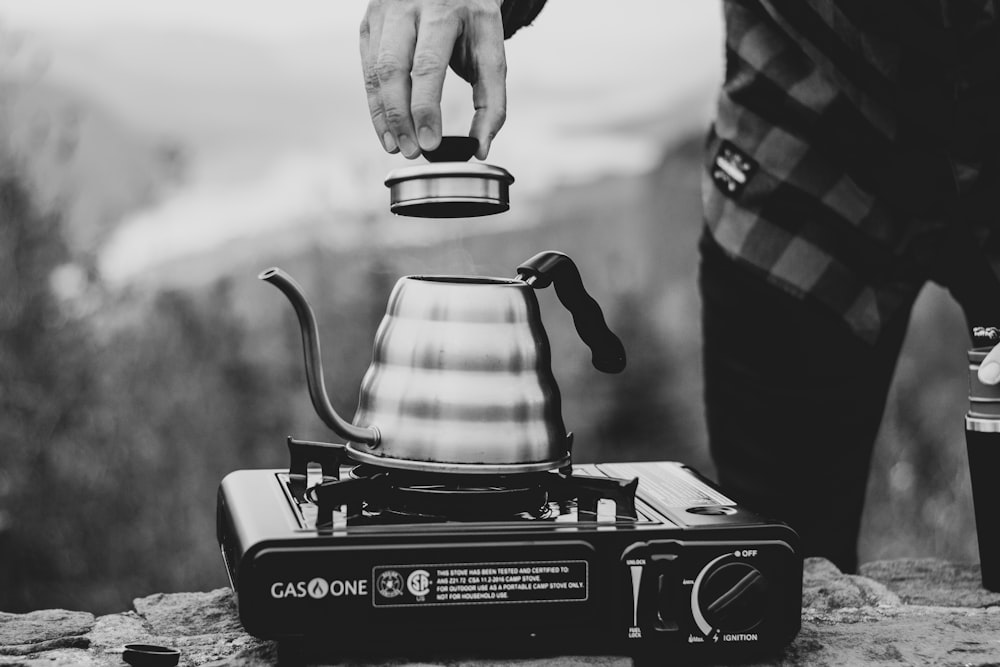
0,0,979,614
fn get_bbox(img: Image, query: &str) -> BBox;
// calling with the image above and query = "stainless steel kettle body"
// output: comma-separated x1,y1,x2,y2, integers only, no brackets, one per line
351,275,568,472
261,251,625,474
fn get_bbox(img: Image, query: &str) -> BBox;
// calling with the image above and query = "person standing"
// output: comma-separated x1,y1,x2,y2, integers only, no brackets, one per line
358,0,1000,573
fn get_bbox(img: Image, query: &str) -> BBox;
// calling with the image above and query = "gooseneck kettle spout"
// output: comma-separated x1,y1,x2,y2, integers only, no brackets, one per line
258,268,380,447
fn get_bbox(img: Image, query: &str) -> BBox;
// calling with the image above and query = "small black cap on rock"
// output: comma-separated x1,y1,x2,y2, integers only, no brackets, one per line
122,644,180,667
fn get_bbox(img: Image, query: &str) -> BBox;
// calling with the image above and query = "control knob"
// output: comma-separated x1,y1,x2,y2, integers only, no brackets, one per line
695,561,768,633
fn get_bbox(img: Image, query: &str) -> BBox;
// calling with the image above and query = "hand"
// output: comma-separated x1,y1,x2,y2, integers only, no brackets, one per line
360,0,506,160
979,343,1000,384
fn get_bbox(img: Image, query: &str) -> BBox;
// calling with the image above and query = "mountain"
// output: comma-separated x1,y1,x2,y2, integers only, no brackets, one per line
1,76,182,258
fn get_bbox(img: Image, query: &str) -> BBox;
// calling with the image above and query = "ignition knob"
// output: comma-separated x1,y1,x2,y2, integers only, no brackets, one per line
697,562,768,633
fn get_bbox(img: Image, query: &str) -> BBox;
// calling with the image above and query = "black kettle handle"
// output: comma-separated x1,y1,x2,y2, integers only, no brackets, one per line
516,251,626,374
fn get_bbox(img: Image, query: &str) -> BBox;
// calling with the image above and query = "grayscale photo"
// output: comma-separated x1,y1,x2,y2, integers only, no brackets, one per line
1,0,999,664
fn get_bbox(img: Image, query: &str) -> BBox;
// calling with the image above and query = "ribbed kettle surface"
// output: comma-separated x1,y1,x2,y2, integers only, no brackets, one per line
348,276,568,470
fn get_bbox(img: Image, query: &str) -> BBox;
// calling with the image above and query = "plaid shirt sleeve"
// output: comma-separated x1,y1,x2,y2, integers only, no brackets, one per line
704,0,1000,343
501,0,547,39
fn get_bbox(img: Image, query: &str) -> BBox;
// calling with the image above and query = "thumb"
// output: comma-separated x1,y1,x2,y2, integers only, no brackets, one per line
978,342,1000,384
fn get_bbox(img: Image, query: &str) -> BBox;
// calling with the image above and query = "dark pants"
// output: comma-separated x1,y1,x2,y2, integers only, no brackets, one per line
698,232,915,573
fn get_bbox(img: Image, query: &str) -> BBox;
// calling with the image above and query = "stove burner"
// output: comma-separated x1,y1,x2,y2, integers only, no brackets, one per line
283,437,639,527
346,464,552,519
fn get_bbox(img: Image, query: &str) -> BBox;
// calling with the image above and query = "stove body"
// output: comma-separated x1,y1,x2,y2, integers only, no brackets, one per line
217,441,801,660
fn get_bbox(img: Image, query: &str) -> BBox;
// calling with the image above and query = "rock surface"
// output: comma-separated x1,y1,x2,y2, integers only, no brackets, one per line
0,558,998,666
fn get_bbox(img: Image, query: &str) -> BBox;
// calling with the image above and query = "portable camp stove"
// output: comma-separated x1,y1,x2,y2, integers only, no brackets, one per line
217,438,802,660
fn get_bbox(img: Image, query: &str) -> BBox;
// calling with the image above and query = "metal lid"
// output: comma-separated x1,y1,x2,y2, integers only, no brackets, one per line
383,137,514,218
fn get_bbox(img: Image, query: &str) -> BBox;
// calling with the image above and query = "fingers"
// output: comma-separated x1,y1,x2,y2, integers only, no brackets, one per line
410,10,460,152
360,12,397,153
465,7,506,159
374,11,420,158
360,0,506,160
979,342,1000,384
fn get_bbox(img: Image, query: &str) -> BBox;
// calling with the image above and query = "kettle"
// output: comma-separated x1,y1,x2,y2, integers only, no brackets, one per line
261,251,626,474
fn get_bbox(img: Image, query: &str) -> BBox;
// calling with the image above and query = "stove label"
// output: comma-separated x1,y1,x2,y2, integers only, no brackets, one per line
372,561,588,607
269,578,368,599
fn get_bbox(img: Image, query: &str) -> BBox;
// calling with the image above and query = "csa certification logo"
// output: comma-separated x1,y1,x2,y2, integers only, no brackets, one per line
406,569,431,597
376,570,404,599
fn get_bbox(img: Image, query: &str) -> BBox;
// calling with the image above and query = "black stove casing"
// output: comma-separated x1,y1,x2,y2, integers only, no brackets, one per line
217,460,801,661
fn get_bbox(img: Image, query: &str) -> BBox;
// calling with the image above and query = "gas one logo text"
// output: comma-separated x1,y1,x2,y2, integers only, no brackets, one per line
270,577,368,599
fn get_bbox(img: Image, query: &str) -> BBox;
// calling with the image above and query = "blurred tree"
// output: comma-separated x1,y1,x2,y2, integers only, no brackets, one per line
0,168,98,610
85,280,291,605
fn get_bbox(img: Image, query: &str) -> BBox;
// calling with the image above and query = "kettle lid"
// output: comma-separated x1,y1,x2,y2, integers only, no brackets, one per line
384,136,514,218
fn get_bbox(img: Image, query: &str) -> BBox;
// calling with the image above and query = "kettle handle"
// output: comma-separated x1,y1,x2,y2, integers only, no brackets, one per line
516,252,627,374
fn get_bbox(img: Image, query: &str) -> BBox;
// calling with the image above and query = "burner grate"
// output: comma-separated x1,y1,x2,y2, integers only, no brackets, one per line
284,437,638,528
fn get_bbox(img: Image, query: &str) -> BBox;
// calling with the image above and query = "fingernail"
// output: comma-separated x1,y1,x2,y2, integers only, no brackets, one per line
417,126,438,151
980,361,1000,384
382,132,398,153
478,137,490,160
397,133,419,158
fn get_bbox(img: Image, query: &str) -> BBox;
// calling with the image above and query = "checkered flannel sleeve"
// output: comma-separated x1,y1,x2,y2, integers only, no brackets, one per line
702,0,1000,343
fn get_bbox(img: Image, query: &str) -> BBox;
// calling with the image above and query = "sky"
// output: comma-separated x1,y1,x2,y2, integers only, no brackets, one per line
0,0,724,282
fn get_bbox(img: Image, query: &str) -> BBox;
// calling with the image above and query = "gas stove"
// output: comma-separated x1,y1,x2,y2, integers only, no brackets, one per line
217,438,802,660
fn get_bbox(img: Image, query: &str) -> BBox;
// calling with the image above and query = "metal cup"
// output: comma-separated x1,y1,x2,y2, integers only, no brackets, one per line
966,347,1000,591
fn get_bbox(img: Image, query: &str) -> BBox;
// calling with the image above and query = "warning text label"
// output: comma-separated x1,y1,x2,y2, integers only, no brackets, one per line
372,561,588,607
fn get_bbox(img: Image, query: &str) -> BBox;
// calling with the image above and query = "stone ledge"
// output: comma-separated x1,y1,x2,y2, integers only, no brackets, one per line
1,558,998,666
